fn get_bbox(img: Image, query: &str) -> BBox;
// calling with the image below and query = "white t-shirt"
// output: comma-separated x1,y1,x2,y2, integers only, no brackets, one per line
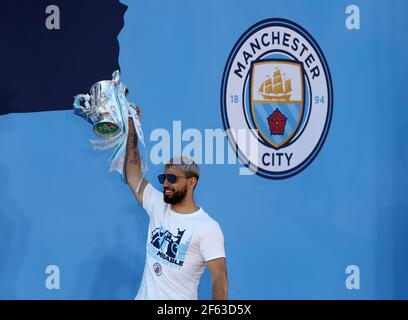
135,183,226,300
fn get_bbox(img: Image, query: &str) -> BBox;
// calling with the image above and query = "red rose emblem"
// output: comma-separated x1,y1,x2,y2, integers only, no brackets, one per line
267,108,287,135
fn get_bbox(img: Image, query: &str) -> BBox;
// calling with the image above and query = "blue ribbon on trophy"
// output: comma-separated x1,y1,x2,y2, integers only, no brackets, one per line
73,70,148,186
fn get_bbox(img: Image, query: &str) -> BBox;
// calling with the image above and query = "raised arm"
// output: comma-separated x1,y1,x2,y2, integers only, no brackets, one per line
125,107,148,205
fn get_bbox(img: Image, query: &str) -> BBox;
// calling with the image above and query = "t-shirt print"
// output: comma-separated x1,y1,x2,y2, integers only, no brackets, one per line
148,226,192,269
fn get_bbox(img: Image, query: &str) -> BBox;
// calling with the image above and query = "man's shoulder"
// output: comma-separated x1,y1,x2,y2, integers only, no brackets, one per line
144,183,164,202
142,182,167,215
195,208,222,231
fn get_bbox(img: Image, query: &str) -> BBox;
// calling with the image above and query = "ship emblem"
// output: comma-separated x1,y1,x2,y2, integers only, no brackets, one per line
258,67,292,102
250,60,304,149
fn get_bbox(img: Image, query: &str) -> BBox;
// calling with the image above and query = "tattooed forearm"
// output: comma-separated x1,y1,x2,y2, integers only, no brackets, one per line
125,112,147,203
128,133,140,165
125,118,144,189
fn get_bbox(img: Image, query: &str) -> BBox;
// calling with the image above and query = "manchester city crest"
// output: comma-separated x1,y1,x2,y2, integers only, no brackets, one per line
250,60,304,149
221,18,333,179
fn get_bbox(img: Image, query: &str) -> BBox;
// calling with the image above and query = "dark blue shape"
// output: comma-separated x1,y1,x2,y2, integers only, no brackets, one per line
0,0,127,115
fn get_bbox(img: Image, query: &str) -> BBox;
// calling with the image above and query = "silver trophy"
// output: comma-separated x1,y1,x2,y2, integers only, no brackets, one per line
73,70,147,182
73,70,126,138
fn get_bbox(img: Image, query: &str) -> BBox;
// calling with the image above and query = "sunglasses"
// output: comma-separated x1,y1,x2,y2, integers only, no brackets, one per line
157,173,189,184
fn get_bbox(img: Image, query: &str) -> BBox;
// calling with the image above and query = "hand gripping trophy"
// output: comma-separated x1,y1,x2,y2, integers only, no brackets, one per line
73,70,147,184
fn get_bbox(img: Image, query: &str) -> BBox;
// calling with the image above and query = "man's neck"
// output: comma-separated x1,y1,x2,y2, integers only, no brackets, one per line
171,197,199,214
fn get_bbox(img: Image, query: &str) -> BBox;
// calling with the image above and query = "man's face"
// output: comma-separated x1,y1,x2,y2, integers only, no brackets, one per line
162,167,189,204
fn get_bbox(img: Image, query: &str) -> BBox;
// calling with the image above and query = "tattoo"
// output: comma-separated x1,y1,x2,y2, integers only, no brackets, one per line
129,133,140,165
131,151,140,165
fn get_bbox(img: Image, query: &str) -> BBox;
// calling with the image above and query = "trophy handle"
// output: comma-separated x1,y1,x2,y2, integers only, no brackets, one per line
73,94,92,118
112,70,120,84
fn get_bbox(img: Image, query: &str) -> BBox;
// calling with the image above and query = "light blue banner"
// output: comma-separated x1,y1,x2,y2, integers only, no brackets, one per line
0,0,407,299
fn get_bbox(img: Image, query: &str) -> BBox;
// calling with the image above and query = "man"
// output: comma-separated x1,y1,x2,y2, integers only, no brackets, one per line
125,107,228,300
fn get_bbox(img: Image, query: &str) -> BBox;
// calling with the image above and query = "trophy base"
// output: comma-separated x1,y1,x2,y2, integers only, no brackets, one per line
93,121,121,138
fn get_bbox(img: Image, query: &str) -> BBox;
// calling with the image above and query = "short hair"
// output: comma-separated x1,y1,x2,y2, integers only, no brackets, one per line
165,156,200,180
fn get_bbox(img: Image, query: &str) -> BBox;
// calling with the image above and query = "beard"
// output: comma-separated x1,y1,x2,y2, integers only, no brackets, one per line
163,185,188,204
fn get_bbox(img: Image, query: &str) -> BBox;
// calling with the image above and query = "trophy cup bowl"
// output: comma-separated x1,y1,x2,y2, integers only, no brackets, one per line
73,70,126,139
